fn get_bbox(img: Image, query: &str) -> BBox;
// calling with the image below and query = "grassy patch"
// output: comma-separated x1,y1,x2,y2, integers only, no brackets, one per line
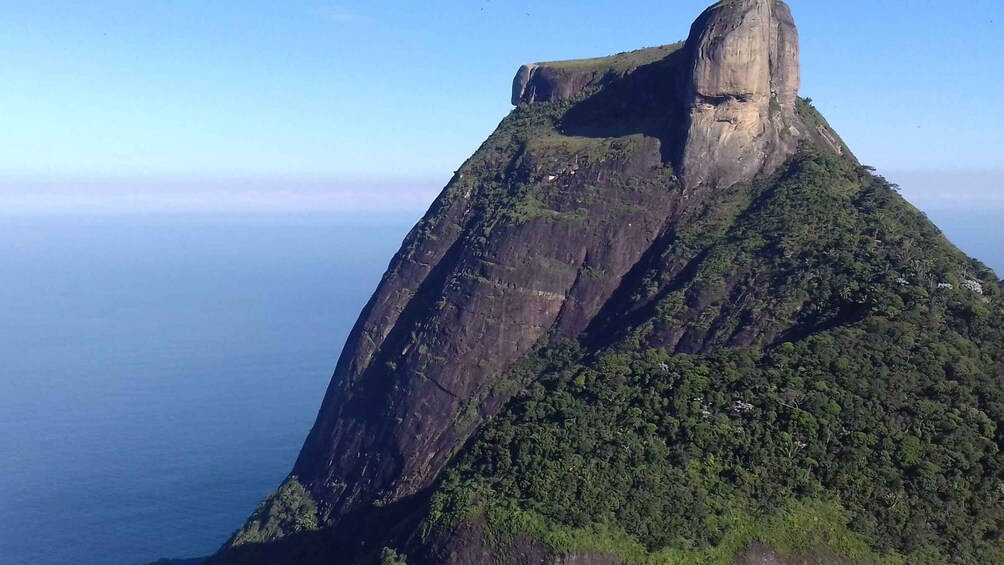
469,499,904,564
537,43,684,74
229,477,319,547
525,133,652,167
505,195,586,225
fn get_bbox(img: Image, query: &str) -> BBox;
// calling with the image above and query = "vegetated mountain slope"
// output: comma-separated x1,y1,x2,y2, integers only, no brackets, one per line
210,1,1004,563
415,149,1004,564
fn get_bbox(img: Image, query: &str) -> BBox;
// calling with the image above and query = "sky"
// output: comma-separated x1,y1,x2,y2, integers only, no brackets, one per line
0,0,1001,213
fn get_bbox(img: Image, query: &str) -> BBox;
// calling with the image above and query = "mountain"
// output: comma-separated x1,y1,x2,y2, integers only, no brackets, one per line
208,1,1004,563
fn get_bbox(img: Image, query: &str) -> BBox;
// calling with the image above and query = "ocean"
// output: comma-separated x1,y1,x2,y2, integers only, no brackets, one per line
0,208,999,565
0,214,415,565
922,208,1004,276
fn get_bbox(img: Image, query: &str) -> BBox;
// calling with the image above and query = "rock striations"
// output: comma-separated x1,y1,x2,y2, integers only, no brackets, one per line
209,1,1003,564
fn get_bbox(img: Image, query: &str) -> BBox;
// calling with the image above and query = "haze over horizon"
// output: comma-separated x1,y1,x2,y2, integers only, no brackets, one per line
1,0,1001,214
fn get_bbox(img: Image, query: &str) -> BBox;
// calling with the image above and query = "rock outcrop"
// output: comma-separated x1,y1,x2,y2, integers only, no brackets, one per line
676,0,806,190
511,44,683,106
511,0,831,192
512,63,592,106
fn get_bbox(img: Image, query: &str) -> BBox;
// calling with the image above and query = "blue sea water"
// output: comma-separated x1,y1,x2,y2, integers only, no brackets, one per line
0,214,415,565
0,208,1000,565
923,208,1004,277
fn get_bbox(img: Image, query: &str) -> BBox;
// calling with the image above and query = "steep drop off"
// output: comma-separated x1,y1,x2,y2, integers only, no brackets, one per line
211,1,1003,563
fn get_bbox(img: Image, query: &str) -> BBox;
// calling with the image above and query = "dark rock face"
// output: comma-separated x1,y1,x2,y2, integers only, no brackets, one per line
292,131,683,521
511,44,683,106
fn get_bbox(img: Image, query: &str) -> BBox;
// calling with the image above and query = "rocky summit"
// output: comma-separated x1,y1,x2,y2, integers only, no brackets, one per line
209,0,1004,563
678,0,806,190
511,0,844,192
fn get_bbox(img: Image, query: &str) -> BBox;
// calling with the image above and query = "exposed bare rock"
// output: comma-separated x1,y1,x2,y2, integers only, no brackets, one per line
289,132,682,523
677,0,806,190
733,542,852,565
512,44,683,106
512,63,599,106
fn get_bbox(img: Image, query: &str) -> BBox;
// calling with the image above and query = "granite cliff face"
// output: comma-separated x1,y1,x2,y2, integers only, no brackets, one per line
211,1,1004,564
677,0,804,190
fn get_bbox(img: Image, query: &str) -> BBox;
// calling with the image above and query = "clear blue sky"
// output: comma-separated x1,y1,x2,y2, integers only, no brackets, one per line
0,1,1001,211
